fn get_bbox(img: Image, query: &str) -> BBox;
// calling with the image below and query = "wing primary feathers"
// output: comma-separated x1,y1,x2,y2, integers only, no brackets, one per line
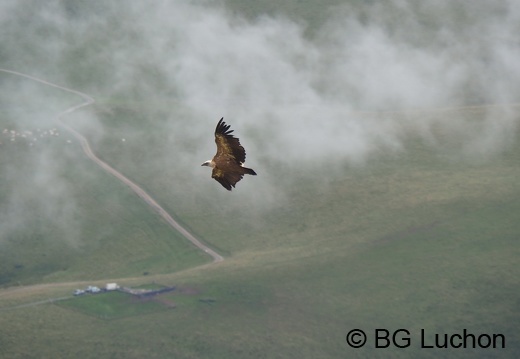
215,117,234,136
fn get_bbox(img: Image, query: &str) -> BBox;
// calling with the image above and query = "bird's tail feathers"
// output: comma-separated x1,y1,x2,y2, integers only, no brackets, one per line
243,167,257,176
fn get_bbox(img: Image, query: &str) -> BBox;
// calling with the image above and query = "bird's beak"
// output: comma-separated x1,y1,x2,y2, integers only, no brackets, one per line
201,162,208,167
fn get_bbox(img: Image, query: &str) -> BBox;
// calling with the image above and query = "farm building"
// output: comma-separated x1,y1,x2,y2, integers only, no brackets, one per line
106,283,119,291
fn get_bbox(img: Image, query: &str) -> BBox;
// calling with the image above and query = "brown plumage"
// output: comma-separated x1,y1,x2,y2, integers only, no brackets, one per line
201,118,257,191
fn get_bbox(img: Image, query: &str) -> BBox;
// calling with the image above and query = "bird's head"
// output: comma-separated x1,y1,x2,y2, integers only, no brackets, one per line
201,160,214,168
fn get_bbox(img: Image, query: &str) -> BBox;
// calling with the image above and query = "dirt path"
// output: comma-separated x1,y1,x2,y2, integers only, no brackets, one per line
0,69,224,264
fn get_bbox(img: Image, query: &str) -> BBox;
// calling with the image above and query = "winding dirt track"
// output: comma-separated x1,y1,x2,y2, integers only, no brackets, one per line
0,69,224,263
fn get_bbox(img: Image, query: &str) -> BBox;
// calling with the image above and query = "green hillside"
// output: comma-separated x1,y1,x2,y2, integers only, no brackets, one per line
1,1,519,358
1,105,518,358
0,85,211,287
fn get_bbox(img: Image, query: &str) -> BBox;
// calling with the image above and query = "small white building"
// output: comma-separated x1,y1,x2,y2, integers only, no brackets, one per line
106,283,119,291
86,286,101,293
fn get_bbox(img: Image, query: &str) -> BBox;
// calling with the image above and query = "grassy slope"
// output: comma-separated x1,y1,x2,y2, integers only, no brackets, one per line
0,83,210,287
1,2,519,358
0,110,518,358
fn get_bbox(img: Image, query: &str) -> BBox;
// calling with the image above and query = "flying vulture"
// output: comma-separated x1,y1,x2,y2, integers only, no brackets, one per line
201,118,257,191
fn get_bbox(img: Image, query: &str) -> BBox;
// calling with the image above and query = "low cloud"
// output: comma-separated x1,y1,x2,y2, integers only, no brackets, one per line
1,0,519,238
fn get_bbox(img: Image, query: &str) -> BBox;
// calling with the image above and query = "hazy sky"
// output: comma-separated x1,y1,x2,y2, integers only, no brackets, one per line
1,0,519,249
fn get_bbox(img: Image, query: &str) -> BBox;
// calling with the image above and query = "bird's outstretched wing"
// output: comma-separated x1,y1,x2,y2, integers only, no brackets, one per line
214,118,246,164
211,167,244,191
